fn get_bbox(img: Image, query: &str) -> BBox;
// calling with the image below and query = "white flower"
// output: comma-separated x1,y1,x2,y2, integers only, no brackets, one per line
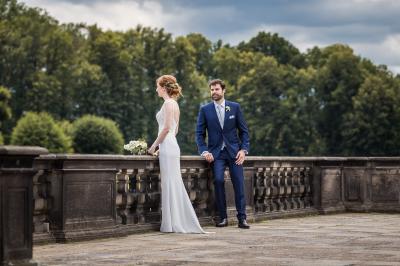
124,139,148,155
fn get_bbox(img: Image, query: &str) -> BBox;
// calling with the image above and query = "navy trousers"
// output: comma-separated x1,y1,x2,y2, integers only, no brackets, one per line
212,148,246,221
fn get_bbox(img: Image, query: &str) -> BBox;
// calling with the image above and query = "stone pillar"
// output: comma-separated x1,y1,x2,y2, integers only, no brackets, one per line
314,158,346,214
0,146,48,266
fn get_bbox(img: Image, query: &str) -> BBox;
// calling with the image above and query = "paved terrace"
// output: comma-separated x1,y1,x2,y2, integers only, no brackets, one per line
34,213,400,266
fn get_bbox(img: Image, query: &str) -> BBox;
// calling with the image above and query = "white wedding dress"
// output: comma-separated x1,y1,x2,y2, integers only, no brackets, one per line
156,99,206,233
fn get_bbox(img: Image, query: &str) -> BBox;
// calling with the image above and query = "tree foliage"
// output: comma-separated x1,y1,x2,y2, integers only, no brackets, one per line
1,1,400,156
10,112,72,152
72,115,124,154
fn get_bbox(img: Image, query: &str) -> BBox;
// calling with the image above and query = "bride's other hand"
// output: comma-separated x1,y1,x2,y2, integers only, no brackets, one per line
148,145,156,155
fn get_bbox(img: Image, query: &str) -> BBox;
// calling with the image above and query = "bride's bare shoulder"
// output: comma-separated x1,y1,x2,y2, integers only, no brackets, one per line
164,99,179,107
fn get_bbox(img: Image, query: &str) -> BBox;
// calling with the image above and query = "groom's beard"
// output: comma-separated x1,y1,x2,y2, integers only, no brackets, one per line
212,94,223,101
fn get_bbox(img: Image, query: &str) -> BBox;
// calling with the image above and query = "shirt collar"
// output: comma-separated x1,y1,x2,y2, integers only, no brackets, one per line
214,100,225,109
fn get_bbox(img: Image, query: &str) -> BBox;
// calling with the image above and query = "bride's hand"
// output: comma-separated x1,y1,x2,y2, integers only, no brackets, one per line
148,145,160,156
148,145,156,155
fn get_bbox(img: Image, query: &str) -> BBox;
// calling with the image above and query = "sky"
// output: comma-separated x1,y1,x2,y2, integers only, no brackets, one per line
21,0,400,74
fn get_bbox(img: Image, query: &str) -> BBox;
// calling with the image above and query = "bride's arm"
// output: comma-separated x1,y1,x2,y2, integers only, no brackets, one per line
175,118,179,136
149,101,175,152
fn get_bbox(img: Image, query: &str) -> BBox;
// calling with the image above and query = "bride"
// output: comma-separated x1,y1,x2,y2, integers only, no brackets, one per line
148,75,206,234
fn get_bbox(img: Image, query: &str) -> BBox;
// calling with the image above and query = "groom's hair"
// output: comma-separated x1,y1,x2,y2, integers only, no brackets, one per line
208,79,226,90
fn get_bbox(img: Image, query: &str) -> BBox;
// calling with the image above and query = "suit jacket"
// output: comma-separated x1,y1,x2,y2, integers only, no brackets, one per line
195,100,250,159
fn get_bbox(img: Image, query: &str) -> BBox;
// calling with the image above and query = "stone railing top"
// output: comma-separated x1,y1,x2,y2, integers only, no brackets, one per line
0,145,49,156
246,156,400,161
35,153,400,162
37,154,207,161
37,154,157,161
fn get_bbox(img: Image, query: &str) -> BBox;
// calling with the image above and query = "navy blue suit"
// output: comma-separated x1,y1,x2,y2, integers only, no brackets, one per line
195,100,250,220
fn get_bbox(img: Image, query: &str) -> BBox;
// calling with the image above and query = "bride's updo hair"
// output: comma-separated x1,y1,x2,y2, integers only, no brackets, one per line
157,75,183,100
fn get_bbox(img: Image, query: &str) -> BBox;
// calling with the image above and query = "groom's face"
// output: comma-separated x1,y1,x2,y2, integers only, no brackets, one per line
210,84,225,101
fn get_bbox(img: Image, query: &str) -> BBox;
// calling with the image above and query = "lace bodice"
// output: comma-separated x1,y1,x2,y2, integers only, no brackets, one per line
156,99,179,136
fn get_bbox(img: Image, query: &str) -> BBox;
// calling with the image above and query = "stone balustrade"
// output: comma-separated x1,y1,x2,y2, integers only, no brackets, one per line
22,154,400,243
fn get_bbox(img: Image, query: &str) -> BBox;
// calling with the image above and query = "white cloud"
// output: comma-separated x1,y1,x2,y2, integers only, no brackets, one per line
23,0,171,30
352,34,400,74
21,0,400,74
21,0,237,36
292,0,400,25
388,65,400,74
223,23,400,74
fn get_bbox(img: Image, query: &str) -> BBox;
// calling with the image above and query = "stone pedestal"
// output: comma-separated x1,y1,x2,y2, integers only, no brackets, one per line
0,146,48,266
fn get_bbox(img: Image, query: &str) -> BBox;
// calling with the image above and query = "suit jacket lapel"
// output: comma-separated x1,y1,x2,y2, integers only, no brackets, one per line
223,100,230,129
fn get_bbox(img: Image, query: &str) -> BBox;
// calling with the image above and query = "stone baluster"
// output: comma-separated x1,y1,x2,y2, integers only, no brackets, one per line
33,169,50,237
182,168,208,217
303,167,313,208
282,167,291,210
285,167,295,210
253,168,262,212
144,170,161,223
196,168,211,217
181,167,194,200
298,167,306,209
116,169,130,224
135,168,148,224
277,167,286,211
270,167,279,211
264,167,272,212
125,168,139,224
291,167,301,209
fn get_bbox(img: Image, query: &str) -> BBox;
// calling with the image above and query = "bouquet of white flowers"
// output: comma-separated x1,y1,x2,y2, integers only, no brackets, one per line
124,139,148,155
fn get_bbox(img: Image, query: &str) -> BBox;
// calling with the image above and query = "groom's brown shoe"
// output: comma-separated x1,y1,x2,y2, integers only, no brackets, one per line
238,219,250,229
216,218,228,227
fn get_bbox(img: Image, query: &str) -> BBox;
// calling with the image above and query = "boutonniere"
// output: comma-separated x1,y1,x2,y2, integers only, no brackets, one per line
225,106,231,112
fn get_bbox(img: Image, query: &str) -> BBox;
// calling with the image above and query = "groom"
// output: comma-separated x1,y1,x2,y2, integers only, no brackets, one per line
196,79,250,229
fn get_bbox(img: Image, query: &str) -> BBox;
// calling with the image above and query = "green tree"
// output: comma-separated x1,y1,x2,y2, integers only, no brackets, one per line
24,72,63,113
0,1,86,126
168,36,209,154
72,61,111,116
238,31,305,67
212,47,262,90
72,115,124,154
10,112,72,152
236,56,286,155
0,85,12,122
342,75,400,155
314,44,363,154
57,119,74,152
85,26,174,147
0,85,12,144
278,66,326,155
186,33,213,78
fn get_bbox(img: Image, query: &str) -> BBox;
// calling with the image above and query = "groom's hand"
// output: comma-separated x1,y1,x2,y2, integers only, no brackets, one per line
235,150,246,165
202,151,214,163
